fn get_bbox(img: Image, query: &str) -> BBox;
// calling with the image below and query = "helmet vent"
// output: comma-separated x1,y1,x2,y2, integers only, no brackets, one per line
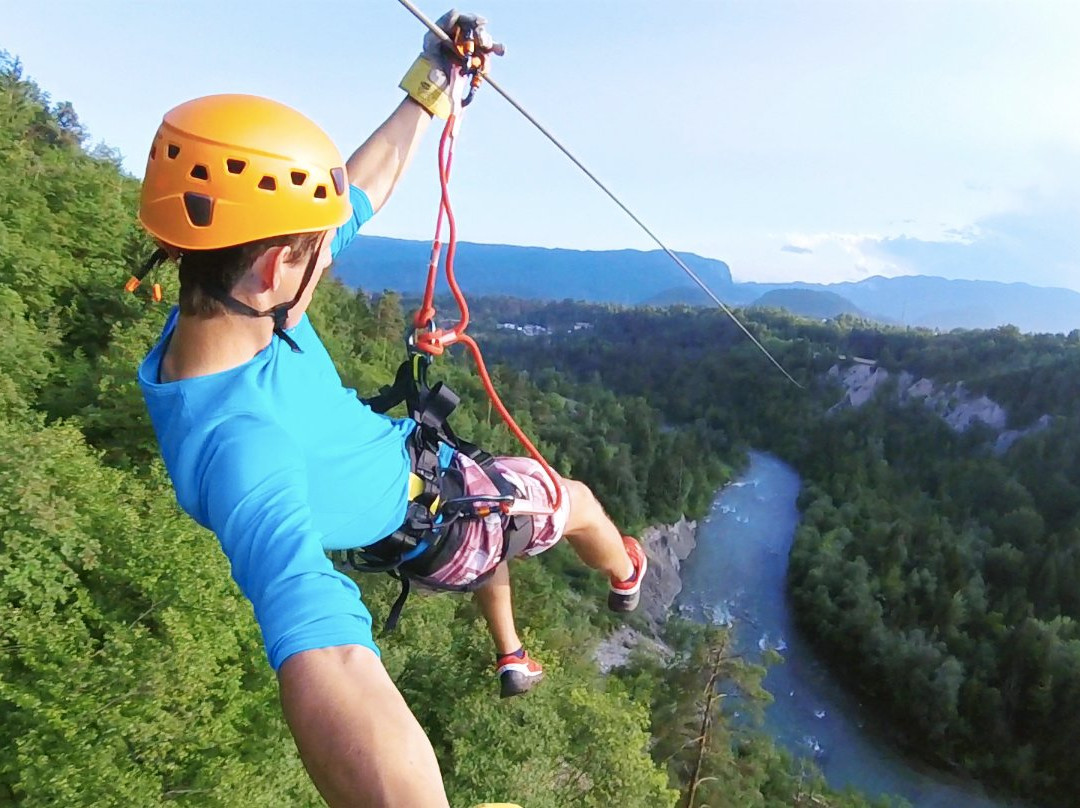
330,167,346,196
227,159,246,175
314,185,327,199
190,164,209,181
167,144,180,159
258,175,277,191
183,192,214,227
149,145,157,160
290,171,307,186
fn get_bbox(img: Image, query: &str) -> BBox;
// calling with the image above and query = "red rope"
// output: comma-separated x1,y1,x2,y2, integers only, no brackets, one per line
457,333,564,512
413,109,564,512
414,118,453,329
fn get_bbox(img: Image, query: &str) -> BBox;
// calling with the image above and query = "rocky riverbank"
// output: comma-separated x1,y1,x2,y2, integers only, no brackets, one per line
594,516,698,672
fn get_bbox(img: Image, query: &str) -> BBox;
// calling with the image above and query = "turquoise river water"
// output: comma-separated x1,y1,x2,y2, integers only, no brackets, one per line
677,450,1031,808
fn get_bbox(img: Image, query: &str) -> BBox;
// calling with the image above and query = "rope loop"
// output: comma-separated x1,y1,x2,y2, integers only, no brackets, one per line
410,97,564,511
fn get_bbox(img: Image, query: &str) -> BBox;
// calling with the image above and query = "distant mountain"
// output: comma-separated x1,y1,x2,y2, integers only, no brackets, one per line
333,237,1080,334
334,236,733,305
737,276,1080,334
748,289,870,321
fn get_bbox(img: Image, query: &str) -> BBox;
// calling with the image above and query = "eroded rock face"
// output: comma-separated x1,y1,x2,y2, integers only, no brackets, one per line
829,364,892,410
828,363,1048,449
901,377,1008,431
593,516,698,673
996,414,1052,454
593,625,672,674
640,516,697,629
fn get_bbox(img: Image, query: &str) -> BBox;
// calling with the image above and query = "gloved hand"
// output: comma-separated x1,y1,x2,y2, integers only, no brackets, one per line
400,9,493,119
424,9,492,68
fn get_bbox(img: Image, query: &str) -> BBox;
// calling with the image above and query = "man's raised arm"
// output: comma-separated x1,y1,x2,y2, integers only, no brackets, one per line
279,645,450,808
346,10,492,213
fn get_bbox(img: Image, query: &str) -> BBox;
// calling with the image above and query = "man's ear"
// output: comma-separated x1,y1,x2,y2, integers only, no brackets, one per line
252,245,292,293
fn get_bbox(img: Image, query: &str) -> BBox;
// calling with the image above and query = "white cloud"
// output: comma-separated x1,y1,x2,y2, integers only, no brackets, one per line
733,151,1080,292
857,169,1080,292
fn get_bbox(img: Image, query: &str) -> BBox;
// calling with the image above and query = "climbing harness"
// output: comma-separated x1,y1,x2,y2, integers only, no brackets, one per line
348,358,538,632
396,0,803,389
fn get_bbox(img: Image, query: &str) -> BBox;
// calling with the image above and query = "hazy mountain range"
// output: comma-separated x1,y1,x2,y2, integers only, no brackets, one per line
334,236,1080,334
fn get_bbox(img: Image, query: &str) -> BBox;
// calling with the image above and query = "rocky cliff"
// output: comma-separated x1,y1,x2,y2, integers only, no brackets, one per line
594,516,697,672
639,516,698,629
827,363,1050,452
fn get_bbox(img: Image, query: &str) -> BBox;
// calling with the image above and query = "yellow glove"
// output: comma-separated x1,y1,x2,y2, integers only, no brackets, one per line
400,54,455,119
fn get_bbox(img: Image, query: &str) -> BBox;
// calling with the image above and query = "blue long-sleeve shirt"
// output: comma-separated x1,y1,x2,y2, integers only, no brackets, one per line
138,186,413,669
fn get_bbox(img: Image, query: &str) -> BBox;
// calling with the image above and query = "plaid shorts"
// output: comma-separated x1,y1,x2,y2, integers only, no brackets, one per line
416,452,571,589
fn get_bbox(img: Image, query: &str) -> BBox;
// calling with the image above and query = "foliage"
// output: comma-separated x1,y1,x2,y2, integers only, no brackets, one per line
482,297,1080,806
0,57,875,808
0,418,319,806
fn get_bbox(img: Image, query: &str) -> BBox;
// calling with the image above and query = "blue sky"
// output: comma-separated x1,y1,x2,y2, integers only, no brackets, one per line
5,1,1079,292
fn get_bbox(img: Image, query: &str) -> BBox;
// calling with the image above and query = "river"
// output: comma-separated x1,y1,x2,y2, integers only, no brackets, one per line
677,450,1029,808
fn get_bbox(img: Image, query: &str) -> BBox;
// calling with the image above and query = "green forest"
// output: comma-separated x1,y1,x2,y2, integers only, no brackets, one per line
483,298,1080,807
0,54,897,807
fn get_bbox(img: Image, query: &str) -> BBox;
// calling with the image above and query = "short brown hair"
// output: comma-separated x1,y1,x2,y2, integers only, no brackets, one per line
177,231,323,316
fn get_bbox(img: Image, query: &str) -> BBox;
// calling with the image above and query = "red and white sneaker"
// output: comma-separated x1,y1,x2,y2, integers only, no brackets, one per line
495,649,544,699
608,535,647,613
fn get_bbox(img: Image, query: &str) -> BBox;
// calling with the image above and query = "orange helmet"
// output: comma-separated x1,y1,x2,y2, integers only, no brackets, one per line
138,94,351,250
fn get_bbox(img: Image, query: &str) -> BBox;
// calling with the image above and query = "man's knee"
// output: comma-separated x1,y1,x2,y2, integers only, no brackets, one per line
565,478,593,506
564,479,602,531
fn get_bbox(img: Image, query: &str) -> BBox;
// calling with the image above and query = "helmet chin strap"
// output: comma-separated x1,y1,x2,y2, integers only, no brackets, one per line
206,232,327,353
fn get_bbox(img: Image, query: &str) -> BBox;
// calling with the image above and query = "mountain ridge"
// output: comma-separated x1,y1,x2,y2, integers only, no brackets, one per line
333,236,1080,334
335,235,733,306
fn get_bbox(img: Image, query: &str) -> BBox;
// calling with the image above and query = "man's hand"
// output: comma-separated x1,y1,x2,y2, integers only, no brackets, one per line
423,9,493,68
346,10,497,212
400,9,493,119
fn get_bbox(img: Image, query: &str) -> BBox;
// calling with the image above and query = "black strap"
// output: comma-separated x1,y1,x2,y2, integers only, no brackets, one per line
363,358,462,434
363,358,419,414
502,515,534,561
203,233,326,354
362,356,506,485
382,573,411,635
349,352,525,632
134,248,169,282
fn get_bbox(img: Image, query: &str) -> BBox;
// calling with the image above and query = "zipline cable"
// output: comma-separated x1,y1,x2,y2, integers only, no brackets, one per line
396,0,803,389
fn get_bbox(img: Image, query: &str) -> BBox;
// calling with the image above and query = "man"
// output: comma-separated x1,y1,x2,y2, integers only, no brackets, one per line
135,13,646,807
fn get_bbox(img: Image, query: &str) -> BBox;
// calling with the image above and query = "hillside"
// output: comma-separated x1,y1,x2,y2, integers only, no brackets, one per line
336,238,1080,334
0,53,885,808
333,235,733,304
749,288,871,320
481,297,1080,808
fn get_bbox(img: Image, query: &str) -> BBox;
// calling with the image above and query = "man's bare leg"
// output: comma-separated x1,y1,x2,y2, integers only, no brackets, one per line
473,561,521,655
474,477,634,648
473,561,544,697
561,479,634,581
